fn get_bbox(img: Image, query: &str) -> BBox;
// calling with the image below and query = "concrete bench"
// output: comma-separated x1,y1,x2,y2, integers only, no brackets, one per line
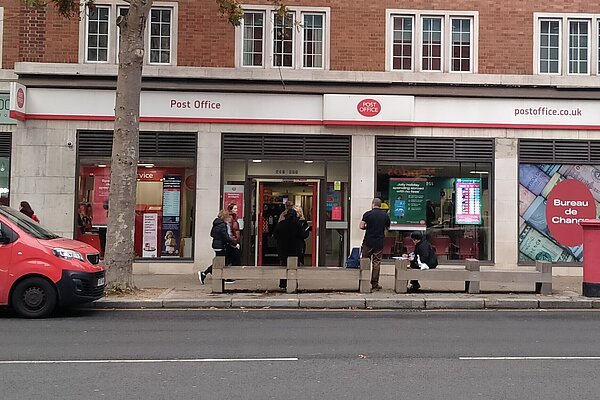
211,256,372,294
393,258,553,294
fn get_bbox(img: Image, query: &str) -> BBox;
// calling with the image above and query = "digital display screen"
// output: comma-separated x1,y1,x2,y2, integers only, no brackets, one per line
455,178,482,225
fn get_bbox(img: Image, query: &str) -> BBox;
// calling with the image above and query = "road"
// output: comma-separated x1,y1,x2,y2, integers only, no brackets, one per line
1,308,600,399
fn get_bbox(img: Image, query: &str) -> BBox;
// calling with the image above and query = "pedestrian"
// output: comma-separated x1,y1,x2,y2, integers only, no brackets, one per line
359,198,391,292
406,231,438,292
19,201,40,223
226,203,242,266
198,209,238,284
294,205,311,265
77,203,91,234
274,208,305,289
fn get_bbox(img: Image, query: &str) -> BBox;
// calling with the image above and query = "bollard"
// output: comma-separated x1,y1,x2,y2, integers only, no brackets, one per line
211,256,225,293
394,258,409,293
286,256,298,294
580,220,600,297
359,258,371,293
465,259,481,294
535,260,552,295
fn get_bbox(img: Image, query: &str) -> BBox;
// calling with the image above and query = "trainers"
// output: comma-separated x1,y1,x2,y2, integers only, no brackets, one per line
371,284,382,291
198,271,207,284
224,279,236,284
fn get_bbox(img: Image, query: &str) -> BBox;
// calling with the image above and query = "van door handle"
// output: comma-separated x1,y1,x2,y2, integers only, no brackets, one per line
17,252,23,255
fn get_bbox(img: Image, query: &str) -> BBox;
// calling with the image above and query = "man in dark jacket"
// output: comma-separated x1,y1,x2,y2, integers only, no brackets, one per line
360,198,391,291
408,231,438,292
274,209,306,289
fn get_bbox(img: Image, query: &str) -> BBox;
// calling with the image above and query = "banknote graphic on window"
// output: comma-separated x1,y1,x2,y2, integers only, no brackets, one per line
519,163,600,263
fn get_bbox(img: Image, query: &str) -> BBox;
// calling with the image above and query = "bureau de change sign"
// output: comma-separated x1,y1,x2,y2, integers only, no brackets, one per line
546,179,596,246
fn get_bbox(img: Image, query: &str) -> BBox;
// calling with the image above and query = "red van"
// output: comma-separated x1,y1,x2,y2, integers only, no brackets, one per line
0,205,105,318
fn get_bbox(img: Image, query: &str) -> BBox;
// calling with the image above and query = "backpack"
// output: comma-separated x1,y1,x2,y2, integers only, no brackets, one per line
345,247,361,268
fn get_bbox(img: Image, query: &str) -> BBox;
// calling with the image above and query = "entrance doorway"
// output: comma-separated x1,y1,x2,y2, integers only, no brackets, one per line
249,179,319,266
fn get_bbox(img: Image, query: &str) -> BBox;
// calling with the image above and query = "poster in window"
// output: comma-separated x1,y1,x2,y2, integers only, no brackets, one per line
161,176,181,257
388,178,427,228
142,213,158,258
518,164,600,263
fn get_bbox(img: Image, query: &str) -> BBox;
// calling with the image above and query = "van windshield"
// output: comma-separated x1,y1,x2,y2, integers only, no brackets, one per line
0,206,60,240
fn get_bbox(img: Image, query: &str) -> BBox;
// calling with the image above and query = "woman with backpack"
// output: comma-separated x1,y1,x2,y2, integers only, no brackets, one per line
198,209,239,284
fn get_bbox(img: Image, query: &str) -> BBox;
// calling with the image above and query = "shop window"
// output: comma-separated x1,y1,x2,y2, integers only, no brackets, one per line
376,162,492,262
77,159,196,260
518,163,600,264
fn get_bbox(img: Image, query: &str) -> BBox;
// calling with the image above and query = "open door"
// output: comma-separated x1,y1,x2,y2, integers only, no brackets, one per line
253,179,319,266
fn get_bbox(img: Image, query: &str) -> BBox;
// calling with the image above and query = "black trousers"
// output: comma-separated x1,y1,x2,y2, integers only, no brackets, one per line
204,249,227,275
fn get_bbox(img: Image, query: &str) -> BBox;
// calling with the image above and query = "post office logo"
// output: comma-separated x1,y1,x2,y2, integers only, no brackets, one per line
357,99,381,117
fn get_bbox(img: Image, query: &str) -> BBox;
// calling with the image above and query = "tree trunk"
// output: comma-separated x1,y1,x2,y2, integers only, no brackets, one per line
105,0,153,291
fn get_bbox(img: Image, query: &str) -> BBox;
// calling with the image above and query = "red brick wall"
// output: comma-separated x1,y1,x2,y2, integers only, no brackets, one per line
5,0,600,74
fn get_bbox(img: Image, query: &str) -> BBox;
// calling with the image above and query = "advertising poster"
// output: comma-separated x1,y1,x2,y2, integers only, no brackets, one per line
389,178,427,228
142,213,158,258
455,178,482,225
161,176,181,257
326,183,343,221
519,164,600,263
92,173,110,226
223,184,244,218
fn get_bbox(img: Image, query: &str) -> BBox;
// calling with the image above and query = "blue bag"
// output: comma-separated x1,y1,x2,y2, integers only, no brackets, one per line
345,247,361,268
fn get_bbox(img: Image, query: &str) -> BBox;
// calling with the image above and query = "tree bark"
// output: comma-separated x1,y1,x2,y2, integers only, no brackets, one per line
105,0,153,291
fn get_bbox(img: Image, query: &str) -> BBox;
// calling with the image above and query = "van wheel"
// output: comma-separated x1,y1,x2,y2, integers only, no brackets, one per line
11,277,57,318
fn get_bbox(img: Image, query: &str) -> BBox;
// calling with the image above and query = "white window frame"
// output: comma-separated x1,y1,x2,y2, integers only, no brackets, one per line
390,15,415,71
241,10,266,68
79,1,178,66
235,6,330,70
84,5,111,63
567,19,591,75
534,13,599,76
386,9,478,73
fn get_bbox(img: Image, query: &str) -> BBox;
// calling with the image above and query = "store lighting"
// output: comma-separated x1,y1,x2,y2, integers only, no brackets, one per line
97,164,107,168
304,160,314,164
137,163,154,168
469,170,489,175
252,159,262,163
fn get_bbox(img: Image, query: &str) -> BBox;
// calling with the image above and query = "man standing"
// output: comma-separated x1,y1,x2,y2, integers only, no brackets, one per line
359,198,391,291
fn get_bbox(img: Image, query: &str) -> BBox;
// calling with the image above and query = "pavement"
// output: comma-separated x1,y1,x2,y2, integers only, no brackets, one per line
88,264,600,310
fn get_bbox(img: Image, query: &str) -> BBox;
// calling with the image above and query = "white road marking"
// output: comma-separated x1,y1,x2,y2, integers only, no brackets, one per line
0,357,299,365
460,356,600,360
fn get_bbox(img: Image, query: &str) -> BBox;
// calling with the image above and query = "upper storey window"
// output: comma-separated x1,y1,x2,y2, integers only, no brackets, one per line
387,10,478,73
237,7,330,69
535,14,598,75
81,2,177,65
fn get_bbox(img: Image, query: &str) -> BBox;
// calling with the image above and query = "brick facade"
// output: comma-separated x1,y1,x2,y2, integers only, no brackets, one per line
4,0,600,74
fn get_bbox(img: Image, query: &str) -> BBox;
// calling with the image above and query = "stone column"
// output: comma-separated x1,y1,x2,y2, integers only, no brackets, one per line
10,120,77,239
350,135,375,250
195,130,221,271
494,137,519,268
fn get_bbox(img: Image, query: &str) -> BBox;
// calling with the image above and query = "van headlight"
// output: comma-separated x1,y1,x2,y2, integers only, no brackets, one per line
53,248,84,261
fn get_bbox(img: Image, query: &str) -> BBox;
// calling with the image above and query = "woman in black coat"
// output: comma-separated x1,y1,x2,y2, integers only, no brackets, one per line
199,209,238,284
